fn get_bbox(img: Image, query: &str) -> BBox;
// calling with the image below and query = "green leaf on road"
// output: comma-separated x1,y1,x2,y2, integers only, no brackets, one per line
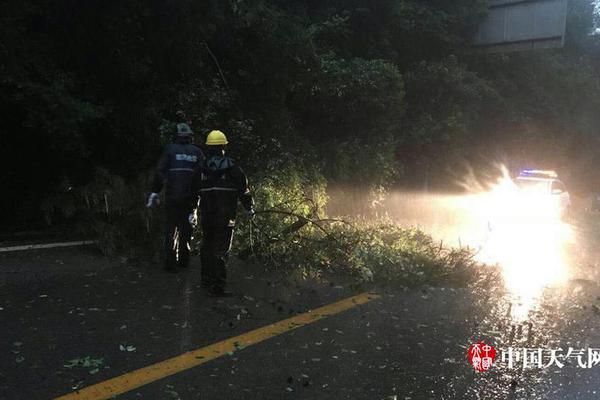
233,341,246,350
164,388,180,399
119,344,136,352
63,356,104,370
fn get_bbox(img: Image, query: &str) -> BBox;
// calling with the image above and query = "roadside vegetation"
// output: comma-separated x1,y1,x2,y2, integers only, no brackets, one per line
1,0,597,285
40,161,495,287
231,164,490,286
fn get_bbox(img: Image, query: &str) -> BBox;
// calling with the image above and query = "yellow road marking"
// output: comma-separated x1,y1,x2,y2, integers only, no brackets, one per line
54,292,379,400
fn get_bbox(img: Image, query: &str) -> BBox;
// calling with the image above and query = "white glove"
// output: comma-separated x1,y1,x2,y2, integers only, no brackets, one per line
188,212,197,226
146,192,159,208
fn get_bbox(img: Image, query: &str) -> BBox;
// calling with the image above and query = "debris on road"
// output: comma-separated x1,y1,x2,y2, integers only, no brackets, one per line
63,356,104,375
119,344,136,352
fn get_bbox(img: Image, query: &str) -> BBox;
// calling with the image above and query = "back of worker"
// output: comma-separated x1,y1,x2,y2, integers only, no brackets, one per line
147,123,205,272
197,130,254,296
158,142,204,205
198,154,252,226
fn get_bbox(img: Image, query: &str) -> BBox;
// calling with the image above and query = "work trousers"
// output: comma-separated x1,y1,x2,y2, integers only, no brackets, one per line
165,204,193,268
200,222,234,290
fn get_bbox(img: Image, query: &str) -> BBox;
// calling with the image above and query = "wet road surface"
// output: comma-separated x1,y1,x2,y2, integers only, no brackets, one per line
3,210,600,399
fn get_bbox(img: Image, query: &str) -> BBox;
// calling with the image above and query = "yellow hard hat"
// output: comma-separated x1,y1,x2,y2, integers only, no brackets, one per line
206,130,228,146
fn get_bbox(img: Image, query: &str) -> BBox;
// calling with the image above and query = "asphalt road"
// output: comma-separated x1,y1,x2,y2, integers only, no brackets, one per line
3,211,600,400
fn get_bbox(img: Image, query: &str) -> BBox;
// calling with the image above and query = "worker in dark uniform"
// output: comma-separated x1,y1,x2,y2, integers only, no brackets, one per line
197,130,254,296
147,123,205,273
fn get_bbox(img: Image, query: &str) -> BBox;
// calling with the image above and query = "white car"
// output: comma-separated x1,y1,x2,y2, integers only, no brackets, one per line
515,170,571,216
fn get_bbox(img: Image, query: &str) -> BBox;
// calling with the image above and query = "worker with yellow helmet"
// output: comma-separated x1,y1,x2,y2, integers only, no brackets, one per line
205,129,229,146
196,129,254,296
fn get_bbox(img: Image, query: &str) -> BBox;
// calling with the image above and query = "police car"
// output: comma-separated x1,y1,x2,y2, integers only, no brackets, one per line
514,170,571,216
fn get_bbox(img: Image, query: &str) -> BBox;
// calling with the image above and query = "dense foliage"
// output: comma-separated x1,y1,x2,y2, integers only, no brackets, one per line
2,1,600,235
225,162,487,285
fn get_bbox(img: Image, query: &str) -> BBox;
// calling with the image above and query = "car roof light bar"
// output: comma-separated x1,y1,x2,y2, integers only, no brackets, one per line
519,169,558,178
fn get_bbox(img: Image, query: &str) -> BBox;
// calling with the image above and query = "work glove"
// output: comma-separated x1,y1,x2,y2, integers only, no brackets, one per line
245,208,256,220
146,192,159,208
188,211,197,226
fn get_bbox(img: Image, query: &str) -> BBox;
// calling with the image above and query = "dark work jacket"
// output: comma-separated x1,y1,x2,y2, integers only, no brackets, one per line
196,156,253,226
151,142,205,207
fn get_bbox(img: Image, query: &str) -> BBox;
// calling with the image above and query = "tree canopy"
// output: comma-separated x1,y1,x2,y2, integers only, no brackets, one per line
2,0,600,230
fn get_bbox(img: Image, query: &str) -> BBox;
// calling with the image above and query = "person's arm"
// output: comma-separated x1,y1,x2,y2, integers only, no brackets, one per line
190,149,206,210
146,146,170,207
